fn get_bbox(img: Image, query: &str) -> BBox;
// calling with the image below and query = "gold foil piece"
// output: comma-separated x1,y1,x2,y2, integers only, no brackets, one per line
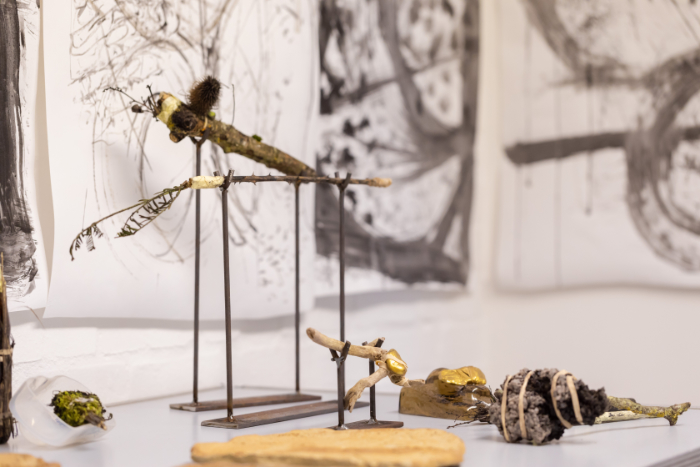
384,349,407,376
435,367,487,397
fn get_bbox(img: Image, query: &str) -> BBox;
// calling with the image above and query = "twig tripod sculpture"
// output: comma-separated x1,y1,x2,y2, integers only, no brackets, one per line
71,77,391,428
307,328,426,430
197,171,379,429
326,338,404,430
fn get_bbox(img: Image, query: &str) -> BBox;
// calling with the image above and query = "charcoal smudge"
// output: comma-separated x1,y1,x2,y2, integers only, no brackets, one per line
0,0,38,297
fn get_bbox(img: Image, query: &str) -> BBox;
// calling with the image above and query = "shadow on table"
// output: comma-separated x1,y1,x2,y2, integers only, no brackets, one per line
475,433,597,446
565,424,668,439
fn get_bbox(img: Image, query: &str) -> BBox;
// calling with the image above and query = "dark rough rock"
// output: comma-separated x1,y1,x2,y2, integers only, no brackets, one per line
488,368,607,444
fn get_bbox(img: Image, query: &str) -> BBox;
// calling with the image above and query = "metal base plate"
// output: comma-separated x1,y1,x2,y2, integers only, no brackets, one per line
333,419,404,430
170,393,321,412
201,400,369,429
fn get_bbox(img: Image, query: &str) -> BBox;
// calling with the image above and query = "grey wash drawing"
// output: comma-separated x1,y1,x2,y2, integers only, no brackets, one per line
0,0,38,297
502,0,700,283
315,0,478,288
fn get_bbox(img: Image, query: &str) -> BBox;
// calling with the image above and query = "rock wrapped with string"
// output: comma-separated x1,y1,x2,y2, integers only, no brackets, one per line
489,368,608,445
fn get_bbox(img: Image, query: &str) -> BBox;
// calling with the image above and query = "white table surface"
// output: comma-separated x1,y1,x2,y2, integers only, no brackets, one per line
1,387,697,467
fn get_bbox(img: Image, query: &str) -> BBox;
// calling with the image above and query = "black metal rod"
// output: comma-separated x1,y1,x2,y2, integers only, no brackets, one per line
219,170,234,420
336,357,344,427
198,174,390,187
369,339,383,422
190,128,209,405
294,184,300,394
333,341,350,429
338,186,345,343
369,359,376,422
193,142,202,403
337,173,351,395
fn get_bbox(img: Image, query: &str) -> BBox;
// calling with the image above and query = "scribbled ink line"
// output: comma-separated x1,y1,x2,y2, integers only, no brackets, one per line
0,0,38,297
70,1,308,290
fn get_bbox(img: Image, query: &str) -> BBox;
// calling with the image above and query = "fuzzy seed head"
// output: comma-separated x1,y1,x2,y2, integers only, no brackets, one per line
187,76,221,116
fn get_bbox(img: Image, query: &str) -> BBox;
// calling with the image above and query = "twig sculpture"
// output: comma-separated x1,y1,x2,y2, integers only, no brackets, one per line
70,175,390,259
73,77,395,428
70,76,393,259
108,78,316,177
306,328,424,411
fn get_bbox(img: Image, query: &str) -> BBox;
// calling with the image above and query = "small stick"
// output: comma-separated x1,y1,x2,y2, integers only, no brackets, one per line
594,411,652,424
607,397,691,426
306,328,385,361
156,93,316,177
69,183,188,260
185,175,392,189
344,368,389,412
307,328,423,412
69,172,391,259
110,86,317,177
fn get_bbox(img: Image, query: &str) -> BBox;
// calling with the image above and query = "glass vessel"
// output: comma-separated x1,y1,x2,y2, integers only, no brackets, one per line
10,375,115,446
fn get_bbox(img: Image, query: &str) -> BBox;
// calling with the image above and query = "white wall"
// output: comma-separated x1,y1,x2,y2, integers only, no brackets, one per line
11,1,698,408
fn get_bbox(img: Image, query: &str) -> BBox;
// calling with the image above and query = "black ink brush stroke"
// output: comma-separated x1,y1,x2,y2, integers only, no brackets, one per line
0,0,38,295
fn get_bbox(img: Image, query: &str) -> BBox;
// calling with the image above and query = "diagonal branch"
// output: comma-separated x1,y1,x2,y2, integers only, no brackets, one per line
344,368,389,412
155,92,317,176
305,328,385,360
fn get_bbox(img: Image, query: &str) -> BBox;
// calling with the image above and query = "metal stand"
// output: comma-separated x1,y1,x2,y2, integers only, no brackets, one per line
343,338,404,429
295,182,301,393
193,135,203,403
202,173,366,429
327,174,378,430
329,342,352,430
337,173,351,392
171,164,319,413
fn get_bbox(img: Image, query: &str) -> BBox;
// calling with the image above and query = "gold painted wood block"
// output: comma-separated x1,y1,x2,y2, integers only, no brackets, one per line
399,383,492,420
399,367,492,421
191,428,464,467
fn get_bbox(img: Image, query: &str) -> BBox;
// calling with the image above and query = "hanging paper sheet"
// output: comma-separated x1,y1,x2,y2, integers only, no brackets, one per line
43,0,317,318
